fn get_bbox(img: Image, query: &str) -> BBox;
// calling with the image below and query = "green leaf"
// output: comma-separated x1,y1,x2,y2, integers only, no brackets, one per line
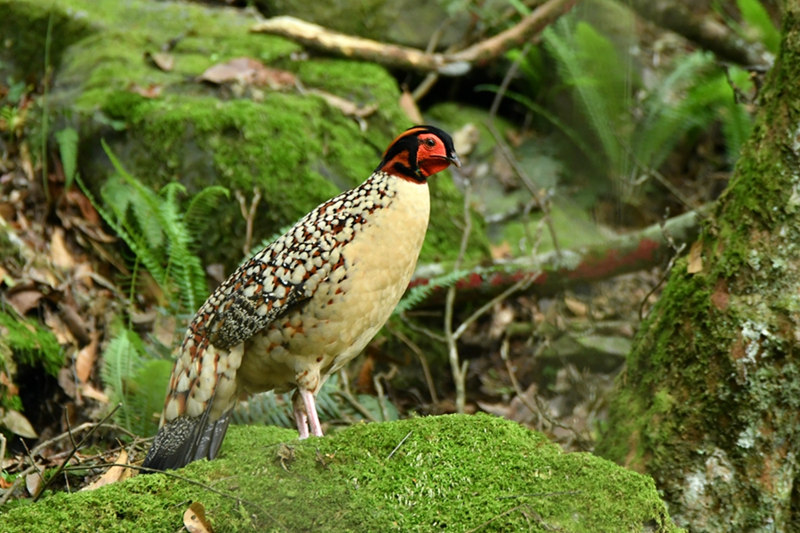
55,127,78,190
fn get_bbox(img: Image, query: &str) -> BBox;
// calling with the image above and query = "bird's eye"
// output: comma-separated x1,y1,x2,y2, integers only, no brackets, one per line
424,138,436,148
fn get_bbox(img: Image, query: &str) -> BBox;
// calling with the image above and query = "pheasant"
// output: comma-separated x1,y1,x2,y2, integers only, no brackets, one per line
142,125,460,470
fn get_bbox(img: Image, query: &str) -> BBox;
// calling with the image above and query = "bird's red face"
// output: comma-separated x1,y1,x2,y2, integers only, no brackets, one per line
377,125,461,182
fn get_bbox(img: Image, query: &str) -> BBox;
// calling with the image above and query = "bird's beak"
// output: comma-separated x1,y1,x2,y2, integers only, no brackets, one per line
448,153,462,168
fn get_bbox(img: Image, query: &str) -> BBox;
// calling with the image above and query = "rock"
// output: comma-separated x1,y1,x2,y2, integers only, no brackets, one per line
1,0,488,270
2,413,679,531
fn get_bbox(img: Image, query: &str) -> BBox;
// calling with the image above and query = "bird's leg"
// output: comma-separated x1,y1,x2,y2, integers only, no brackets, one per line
292,391,310,439
292,389,323,438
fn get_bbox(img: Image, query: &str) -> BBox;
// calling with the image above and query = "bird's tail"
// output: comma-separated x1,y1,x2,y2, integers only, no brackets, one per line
141,410,231,471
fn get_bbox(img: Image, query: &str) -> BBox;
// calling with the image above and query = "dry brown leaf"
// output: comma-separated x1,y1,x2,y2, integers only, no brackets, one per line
7,288,43,315
184,501,213,533
564,296,588,317
82,450,129,491
45,306,75,345
50,227,75,269
147,51,175,72
687,240,703,274
2,408,38,438
130,83,163,99
58,367,78,400
200,57,296,90
75,331,99,383
26,471,42,497
81,383,110,403
399,90,423,123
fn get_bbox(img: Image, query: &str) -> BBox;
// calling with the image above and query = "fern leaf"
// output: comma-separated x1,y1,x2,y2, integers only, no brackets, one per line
55,127,78,190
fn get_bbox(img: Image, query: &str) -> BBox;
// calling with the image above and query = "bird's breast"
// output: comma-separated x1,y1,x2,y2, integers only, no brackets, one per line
240,177,430,392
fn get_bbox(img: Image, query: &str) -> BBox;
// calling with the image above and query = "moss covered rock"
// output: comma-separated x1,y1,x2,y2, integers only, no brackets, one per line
1,0,487,270
3,414,677,532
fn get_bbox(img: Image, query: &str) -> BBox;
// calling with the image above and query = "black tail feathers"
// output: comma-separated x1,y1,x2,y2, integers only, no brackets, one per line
142,413,231,471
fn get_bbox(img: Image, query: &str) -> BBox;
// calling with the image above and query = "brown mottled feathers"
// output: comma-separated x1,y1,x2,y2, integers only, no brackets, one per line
143,125,459,471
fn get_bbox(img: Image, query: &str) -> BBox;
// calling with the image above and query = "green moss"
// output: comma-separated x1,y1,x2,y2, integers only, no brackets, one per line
0,0,94,82
3,414,677,532
0,312,62,378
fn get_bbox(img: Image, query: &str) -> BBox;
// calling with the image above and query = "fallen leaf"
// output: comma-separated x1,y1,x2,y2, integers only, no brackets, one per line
129,83,163,99
564,296,588,317
26,472,42,497
82,450,129,491
50,227,75,269
199,57,296,90
81,383,110,403
687,240,703,274
146,51,175,72
7,288,43,315
1,408,38,438
184,501,213,533
398,90,422,123
75,331,99,383
45,306,75,345
58,367,79,400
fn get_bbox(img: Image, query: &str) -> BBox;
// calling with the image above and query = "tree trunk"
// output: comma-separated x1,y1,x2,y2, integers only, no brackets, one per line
596,3,800,531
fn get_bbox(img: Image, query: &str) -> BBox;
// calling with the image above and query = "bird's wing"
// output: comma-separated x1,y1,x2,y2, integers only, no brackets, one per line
198,228,343,350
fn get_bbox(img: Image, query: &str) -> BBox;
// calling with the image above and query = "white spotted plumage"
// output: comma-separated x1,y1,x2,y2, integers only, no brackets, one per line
143,125,460,471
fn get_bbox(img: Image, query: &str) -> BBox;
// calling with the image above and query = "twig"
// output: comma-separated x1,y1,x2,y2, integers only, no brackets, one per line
444,175,474,414
624,0,772,68
386,431,413,460
386,324,440,405
251,0,578,76
236,187,262,257
335,370,378,422
34,404,121,501
372,365,398,422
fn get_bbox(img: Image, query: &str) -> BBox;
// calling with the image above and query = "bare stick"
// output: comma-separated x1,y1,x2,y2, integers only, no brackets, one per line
251,0,578,76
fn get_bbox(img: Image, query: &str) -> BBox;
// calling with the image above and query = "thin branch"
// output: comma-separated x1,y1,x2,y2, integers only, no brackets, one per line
251,0,578,76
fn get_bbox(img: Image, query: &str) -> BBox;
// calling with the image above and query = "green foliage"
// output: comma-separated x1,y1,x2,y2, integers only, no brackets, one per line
76,140,228,314
0,312,62,378
501,14,755,203
0,311,62,419
732,0,781,53
394,268,472,315
71,141,230,436
100,325,171,437
54,127,78,189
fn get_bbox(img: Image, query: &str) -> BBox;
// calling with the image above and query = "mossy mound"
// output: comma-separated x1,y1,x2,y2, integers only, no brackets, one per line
2,0,487,269
4,414,678,532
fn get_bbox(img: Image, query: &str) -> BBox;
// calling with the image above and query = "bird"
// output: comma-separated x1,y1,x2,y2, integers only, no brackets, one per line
142,125,460,470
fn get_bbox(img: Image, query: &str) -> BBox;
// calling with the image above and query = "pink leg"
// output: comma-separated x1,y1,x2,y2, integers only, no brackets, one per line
299,388,324,437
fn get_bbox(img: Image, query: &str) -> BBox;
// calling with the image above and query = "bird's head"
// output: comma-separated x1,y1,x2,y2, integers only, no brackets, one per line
376,125,461,182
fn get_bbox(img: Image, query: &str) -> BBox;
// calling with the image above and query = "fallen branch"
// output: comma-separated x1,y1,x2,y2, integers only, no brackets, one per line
411,206,709,302
623,0,772,68
250,0,578,75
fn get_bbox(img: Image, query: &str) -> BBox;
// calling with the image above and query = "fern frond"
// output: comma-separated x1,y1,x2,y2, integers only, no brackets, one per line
55,127,78,190
394,268,472,315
